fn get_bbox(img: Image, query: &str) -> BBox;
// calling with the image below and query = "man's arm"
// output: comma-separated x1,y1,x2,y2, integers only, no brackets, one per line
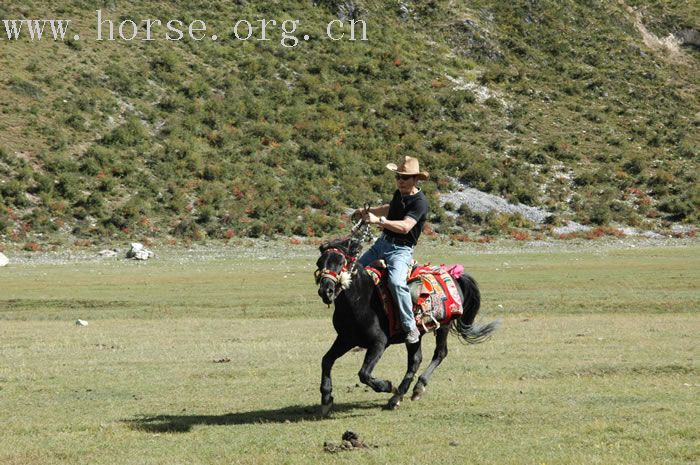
363,211,416,234
369,204,390,217
373,215,416,235
366,195,426,235
354,204,389,219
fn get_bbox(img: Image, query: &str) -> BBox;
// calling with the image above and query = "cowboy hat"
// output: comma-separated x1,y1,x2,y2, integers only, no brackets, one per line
386,156,429,180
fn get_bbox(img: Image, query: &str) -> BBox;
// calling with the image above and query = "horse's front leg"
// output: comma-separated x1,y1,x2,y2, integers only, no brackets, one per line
386,340,422,410
357,342,393,395
321,337,354,417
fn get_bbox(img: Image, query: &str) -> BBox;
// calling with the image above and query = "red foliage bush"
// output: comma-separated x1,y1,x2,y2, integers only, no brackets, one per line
23,242,41,252
557,232,579,240
510,230,530,241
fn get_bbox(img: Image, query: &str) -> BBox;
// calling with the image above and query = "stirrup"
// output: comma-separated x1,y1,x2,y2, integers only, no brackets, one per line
419,312,441,333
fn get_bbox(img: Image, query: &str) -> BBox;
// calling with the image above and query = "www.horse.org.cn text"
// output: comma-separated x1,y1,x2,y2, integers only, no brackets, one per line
0,10,369,47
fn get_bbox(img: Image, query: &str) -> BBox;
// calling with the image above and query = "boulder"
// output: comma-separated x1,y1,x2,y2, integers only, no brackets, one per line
675,28,699,48
0,252,8,267
126,243,154,260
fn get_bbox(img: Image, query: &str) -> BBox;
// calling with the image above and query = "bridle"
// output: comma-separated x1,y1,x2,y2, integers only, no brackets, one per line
314,218,371,302
314,247,357,287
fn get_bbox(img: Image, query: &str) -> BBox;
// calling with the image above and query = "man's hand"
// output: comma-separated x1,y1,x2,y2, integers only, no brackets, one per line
353,204,390,222
363,211,380,225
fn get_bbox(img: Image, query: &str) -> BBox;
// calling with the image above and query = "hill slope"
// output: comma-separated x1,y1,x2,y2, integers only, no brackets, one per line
0,0,698,245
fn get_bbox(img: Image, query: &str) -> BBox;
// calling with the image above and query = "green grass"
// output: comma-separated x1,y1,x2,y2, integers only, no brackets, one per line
1,242,698,464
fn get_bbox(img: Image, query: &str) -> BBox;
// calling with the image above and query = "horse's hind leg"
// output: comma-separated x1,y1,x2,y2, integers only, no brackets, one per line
412,325,449,401
321,336,354,416
386,341,422,410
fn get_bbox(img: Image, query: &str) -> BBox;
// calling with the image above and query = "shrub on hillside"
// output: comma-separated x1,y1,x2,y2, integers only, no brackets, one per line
0,209,10,234
100,117,147,147
622,156,646,176
658,195,695,221
104,63,146,97
588,202,613,225
0,180,29,207
171,218,204,241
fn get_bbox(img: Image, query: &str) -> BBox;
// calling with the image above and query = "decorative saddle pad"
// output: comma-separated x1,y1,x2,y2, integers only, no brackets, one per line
365,264,463,337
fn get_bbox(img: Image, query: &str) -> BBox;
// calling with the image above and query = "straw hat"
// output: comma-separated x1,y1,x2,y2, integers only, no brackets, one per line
386,156,429,180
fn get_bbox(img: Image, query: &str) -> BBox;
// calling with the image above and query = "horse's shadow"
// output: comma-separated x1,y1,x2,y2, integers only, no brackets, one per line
127,401,379,433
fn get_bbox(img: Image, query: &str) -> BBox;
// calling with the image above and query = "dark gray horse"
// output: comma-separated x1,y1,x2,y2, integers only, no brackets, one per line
315,236,499,415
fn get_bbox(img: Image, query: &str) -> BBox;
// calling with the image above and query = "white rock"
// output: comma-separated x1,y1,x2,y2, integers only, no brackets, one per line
98,249,118,258
552,221,591,235
127,242,144,255
126,243,154,260
133,249,153,260
0,252,8,267
75,319,88,326
671,224,695,234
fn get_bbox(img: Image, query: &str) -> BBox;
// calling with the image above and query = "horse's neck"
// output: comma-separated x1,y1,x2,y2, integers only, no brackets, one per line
333,267,372,322
344,265,372,296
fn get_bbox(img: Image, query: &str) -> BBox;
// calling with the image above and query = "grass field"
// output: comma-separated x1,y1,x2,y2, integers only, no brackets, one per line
1,240,698,465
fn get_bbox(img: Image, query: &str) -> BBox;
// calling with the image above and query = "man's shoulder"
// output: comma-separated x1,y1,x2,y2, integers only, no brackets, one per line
410,190,428,205
405,191,428,220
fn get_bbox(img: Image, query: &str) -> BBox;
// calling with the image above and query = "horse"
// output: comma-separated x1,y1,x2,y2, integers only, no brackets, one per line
314,235,500,415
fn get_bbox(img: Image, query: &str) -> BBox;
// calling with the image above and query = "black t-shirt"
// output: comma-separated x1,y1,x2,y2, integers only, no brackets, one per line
385,189,429,246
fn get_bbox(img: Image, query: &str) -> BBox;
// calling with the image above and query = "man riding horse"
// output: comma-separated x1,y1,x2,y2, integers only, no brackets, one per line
316,156,498,413
354,156,429,345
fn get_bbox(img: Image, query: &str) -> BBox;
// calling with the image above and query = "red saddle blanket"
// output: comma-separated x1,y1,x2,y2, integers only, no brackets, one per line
365,264,463,337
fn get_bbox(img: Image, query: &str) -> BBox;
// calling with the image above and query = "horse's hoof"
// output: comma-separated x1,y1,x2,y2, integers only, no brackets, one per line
384,394,403,410
321,401,333,417
411,384,425,401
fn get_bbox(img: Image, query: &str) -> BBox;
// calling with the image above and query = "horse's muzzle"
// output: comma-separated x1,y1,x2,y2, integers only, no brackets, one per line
318,280,336,305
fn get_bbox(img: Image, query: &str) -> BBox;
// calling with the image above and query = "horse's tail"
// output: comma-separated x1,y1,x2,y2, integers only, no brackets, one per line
452,273,500,344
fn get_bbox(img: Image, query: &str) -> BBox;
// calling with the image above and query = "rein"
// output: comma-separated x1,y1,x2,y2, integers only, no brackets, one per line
315,217,372,304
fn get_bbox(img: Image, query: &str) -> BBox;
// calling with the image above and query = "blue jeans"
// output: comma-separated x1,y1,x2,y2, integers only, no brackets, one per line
359,235,416,333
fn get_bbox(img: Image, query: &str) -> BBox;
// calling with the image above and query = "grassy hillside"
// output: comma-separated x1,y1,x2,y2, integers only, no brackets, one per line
0,0,698,245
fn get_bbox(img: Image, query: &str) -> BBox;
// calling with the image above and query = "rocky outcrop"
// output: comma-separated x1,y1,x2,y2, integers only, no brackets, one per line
440,178,550,224
675,28,699,48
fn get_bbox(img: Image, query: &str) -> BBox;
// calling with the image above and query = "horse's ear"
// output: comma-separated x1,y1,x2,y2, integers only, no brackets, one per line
319,243,329,253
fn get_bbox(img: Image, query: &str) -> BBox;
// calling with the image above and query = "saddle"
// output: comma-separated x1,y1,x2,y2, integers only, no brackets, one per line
365,263,464,337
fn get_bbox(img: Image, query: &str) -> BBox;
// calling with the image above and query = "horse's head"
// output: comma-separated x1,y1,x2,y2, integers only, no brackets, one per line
315,238,362,305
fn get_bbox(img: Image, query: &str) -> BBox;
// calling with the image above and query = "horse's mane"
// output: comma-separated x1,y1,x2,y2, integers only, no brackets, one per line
319,236,363,257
